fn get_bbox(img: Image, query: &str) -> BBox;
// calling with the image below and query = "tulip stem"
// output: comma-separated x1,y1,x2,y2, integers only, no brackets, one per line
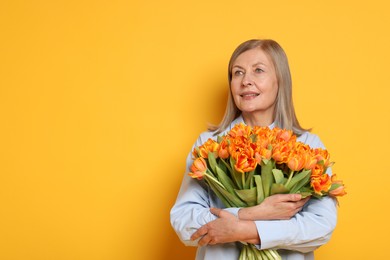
205,171,226,190
220,159,233,173
285,170,294,188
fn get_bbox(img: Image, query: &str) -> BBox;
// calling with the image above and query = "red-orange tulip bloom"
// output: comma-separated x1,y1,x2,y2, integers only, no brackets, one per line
189,157,208,180
255,147,272,162
311,164,325,177
272,141,293,164
311,174,332,195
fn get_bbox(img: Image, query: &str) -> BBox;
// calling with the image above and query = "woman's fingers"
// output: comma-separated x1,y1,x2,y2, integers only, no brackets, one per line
210,207,222,217
191,224,208,241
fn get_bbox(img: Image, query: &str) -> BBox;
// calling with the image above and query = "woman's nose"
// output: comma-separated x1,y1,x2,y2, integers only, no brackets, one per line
242,72,254,87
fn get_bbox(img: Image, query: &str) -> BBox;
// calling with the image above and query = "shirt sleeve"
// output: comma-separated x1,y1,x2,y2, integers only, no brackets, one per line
254,133,338,253
170,133,240,246
256,196,337,252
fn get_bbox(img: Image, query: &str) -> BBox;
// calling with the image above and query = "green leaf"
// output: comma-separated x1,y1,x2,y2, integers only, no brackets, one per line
219,158,233,174
297,191,312,198
215,165,236,193
205,175,247,207
230,157,243,189
330,182,342,190
208,152,218,173
271,183,289,195
261,160,274,198
286,169,311,190
245,169,255,189
272,169,285,184
234,187,257,206
254,175,265,204
204,176,232,207
290,173,311,194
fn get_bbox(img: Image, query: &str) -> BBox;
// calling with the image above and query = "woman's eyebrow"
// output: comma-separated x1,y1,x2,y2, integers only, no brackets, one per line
232,65,244,70
252,62,267,67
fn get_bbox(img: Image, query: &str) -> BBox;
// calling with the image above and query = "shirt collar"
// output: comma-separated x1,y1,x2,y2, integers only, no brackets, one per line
233,115,276,129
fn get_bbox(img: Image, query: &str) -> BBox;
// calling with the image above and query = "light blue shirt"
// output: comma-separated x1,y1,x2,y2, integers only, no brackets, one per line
170,116,338,260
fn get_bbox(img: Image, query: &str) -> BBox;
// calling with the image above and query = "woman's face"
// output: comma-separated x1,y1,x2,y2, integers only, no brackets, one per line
230,48,279,124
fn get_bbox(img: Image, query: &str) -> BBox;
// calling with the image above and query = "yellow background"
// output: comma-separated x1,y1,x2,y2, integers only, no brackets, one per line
1,0,389,259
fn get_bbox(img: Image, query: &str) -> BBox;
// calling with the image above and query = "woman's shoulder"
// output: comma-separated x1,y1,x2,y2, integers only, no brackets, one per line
194,129,218,146
297,131,326,149
194,117,244,146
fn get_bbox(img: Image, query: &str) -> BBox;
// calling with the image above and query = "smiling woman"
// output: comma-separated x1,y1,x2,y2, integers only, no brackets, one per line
170,39,338,260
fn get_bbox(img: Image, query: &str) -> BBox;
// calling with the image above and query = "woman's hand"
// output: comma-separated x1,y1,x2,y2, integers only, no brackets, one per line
191,208,260,246
239,194,310,221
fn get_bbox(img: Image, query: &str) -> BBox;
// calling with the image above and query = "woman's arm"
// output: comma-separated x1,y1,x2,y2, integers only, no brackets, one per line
189,195,336,254
190,208,260,245
189,194,310,246
255,196,337,253
238,194,310,220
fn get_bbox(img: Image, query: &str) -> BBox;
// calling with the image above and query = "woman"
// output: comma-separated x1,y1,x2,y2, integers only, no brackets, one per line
170,39,338,260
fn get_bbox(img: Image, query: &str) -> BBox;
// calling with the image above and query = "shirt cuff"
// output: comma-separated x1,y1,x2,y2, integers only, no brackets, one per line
223,207,240,218
255,219,294,249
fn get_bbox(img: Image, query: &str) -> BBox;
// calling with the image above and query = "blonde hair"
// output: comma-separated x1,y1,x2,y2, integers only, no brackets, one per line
209,39,310,135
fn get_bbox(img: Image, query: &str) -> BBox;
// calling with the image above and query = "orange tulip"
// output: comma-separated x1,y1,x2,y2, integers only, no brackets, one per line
329,185,347,197
311,174,332,195
255,147,272,162
276,128,295,142
311,164,325,177
313,148,331,167
329,174,347,197
252,126,272,142
234,153,257,173
287,151,306,172
304,153,318,170
229,123,252,138
272,141,293,164
192,148,199,159
189,157,208,180
198,138,219,158
228,136,251,158
217,139,230,159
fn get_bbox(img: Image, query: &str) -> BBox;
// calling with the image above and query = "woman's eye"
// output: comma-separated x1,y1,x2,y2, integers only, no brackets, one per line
233,70,244,76
255,68,264,73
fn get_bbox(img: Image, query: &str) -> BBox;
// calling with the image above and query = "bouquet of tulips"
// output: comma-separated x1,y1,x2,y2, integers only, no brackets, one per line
189,123,346,260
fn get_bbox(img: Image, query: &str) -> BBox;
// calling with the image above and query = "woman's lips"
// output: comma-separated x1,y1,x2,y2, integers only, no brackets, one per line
240,92,259,98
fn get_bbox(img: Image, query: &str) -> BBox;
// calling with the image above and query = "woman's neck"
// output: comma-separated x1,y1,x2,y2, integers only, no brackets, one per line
242,112,273,127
